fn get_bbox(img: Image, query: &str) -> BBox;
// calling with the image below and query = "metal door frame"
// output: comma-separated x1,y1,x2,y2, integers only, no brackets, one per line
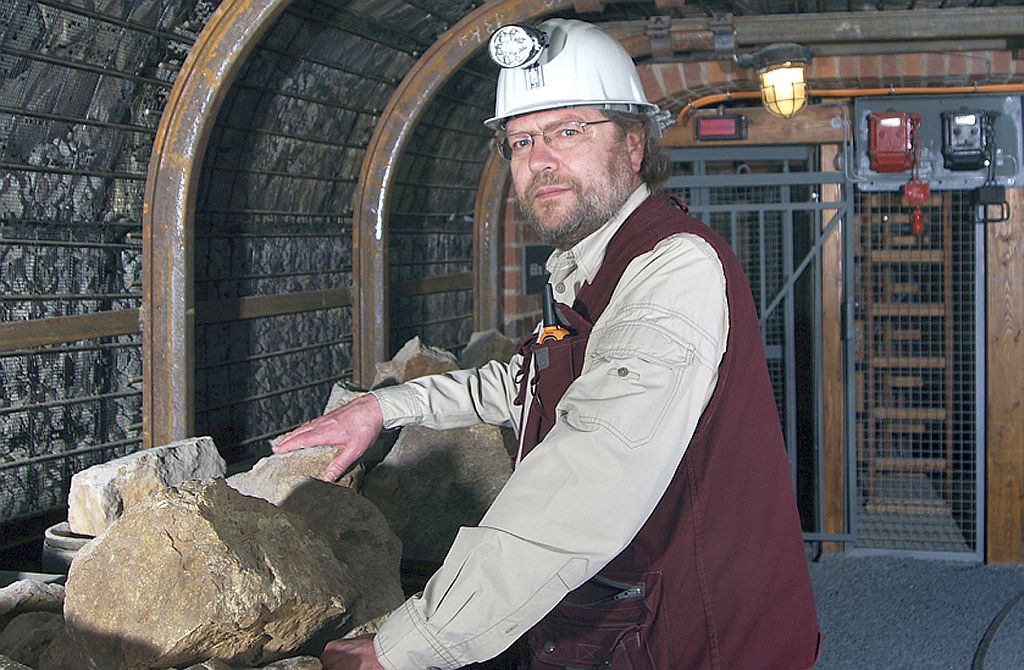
667,145,854,545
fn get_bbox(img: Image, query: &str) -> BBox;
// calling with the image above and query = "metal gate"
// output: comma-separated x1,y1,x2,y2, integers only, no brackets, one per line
667,145,851,544
666,146,984,559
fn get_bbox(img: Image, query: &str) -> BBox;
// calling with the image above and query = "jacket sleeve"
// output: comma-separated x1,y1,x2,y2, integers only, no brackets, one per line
373,233,729,669
370,355,525,432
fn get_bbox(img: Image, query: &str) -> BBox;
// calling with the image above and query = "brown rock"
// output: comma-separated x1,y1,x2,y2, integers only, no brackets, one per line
361,424,512,562
372,337,458,388
0,611,64,667
63,479,356,670
279,480,404,628
459,329,518,369
226,447,364,502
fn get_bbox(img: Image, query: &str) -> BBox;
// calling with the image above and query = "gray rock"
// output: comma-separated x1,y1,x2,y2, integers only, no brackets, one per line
179,655,321,669
372,336,458,388
0,611,64,667
279,479,404,628
62,479,356,670
67,436,226,536
0,580,64,617
227,447,364,503
459,329,517,369
0,653,32,670
361,424,513,562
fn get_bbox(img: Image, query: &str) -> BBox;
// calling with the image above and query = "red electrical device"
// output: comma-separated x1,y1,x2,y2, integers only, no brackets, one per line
869,111,922,173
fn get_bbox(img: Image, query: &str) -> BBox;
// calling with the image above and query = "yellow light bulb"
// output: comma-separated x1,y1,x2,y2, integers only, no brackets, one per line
759,62,808,118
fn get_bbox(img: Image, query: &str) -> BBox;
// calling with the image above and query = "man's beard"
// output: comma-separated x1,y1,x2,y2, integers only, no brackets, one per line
517,152,637,250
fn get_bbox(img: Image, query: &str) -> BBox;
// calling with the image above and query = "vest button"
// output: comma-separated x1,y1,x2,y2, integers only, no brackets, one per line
554,282,565,293
617,367,629,377
543,640,556,653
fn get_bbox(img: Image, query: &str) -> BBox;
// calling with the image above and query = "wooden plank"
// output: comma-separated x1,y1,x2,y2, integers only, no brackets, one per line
393,272,473,297
661,104,844,148
869,249,944,263
871,457,948,472
872,356,946,368
872,407,947,421
819,144,846,553
0,309,140,353
193,288,353,326
886,374,924,388
870,303,944,317
987,187,1024,564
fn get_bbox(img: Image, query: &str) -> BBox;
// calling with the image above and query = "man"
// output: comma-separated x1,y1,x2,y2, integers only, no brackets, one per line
275,19,820,670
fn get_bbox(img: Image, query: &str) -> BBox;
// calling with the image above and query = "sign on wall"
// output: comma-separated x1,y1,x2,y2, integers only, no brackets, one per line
522,244,553,295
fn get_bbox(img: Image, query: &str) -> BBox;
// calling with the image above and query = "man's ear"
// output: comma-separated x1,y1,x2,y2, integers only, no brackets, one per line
626,128,644,174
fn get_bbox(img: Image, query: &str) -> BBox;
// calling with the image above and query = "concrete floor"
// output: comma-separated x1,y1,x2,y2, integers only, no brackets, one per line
809,555,1024,669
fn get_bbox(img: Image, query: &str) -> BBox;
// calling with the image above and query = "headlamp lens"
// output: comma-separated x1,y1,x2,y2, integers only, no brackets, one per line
488,25,546,69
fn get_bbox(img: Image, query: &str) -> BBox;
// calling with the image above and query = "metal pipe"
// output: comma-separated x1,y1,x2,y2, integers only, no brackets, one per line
214,120,369,151
0,162,145,181
1,389,141,416
195,268,351,284
0,105,157,135
0,239,139,250
0,45,170,89
196,373,347,414
197,207,353,218
33,0,199,44
195,336,353,372
0,438,142,471
233,80,380,117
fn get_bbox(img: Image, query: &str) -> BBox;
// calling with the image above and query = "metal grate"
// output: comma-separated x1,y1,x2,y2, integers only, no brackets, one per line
852,190,980,557
0,0,218,524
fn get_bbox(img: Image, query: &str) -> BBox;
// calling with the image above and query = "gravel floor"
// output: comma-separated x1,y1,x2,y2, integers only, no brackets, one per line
809,555,1024,669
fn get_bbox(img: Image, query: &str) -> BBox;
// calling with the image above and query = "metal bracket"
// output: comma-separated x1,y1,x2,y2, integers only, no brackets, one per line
711,13,735,57
647,16,673,61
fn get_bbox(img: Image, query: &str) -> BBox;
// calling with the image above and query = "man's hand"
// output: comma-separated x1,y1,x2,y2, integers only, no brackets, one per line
320,635,385,670
273,393,384,481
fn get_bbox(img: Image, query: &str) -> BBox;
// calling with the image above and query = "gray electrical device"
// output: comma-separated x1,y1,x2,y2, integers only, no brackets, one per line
850,95,1022,192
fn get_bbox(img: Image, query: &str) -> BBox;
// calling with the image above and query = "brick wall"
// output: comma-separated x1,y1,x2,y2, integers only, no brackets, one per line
500,190,543,340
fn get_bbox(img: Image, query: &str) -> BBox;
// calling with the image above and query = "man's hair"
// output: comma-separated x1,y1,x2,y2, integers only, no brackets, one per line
602,110,671,193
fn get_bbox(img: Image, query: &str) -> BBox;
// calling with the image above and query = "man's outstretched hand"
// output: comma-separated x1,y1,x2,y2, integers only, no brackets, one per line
321,635,385,670
273,393,385,482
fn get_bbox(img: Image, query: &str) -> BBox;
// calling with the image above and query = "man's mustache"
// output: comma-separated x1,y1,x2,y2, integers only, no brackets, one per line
525,173,579,202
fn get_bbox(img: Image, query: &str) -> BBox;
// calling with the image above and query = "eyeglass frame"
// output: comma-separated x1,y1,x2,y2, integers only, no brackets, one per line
495,118,615,160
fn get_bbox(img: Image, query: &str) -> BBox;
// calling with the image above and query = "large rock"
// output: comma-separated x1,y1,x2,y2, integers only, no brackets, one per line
227,447,363,503
179,657,321,670
0,611,64,667
279,479,404,628
372,336,458,388
459,329,518,369
62,479,356,670
361,424,513,562
67,436,226,536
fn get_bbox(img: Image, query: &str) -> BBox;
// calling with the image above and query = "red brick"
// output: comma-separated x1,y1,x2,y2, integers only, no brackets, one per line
705,60,731,88
638,65,664,102
880,54,900,82
682,62,704,89
663,64,685,100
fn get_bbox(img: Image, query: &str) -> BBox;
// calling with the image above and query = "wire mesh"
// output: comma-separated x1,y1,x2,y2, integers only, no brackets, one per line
853,190,978,554
0,0,217,524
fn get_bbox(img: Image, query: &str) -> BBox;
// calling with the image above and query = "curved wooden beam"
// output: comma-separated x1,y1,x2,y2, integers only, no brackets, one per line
142,0,293,448
351,0,573,385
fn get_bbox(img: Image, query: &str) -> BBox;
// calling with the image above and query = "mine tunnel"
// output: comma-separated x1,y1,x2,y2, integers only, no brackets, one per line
3,0,1024,668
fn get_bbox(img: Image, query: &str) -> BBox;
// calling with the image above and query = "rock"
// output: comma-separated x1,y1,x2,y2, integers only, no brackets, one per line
0,653,32,669
257,656,322,669
63,479,356,670
279,479,404,628
320,382,398,466
180,661,234,670
0,611,64,667
361,424,513,562
372,336,458,388
67,436,226,536
459,329,518,369
0,580,64,617
227,447,364,503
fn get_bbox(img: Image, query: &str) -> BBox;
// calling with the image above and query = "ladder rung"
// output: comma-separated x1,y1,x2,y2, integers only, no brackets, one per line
870,303,945,317
872,407,947,420
869,249,944,263
871,356,946,368
871,457,948,472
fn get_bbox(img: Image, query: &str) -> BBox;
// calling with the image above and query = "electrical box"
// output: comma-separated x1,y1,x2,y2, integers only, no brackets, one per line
869,111,920,173
941,110,996,171
853,95,1023,192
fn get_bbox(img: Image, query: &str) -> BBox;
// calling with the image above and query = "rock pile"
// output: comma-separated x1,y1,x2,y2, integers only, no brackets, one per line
2,331,519,669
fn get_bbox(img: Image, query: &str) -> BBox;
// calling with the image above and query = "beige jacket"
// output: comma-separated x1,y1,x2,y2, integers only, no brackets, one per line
371,186,729,669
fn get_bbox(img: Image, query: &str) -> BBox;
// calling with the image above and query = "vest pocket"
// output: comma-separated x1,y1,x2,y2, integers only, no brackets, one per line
527,572,661,669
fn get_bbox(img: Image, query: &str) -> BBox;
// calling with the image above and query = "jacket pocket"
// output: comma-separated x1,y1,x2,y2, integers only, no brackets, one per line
527,572,661,669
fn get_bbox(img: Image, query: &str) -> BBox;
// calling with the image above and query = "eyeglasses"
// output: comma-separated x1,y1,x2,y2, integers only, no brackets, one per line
497,119,613,160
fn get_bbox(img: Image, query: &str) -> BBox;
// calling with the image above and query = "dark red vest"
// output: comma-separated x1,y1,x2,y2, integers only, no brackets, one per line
513,195,820,669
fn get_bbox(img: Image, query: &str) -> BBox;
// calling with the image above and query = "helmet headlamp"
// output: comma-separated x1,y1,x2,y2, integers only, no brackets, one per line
488,25,548,69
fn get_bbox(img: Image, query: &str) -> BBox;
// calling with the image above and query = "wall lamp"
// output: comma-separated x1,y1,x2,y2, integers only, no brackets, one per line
736,43,814,118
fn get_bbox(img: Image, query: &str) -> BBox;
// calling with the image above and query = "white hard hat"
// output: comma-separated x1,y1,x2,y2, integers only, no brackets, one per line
484,19,662,130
